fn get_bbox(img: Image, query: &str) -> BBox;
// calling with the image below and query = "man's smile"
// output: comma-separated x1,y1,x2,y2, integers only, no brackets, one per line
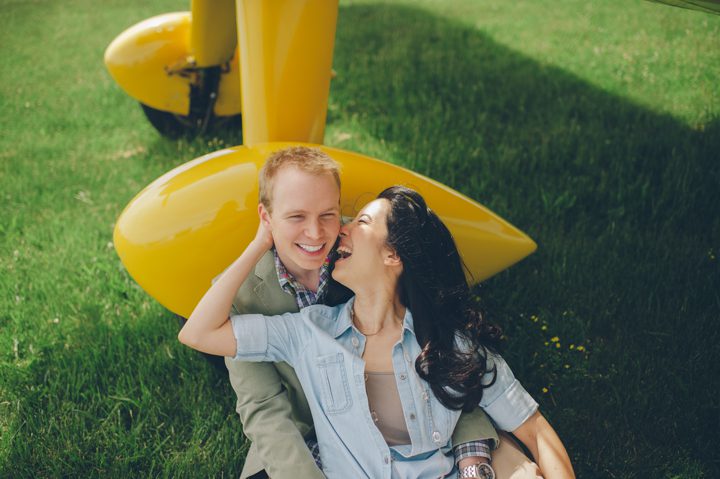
297,243,326,254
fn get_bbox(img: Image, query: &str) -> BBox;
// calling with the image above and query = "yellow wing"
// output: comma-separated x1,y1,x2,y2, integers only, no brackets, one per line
114,143,536,317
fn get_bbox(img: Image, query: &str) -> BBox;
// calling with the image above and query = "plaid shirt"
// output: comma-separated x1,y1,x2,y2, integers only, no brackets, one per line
454,440,492,464
272,249,492,466
273,249,332,309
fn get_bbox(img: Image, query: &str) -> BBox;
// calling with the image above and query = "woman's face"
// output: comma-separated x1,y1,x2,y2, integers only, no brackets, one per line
332,198,397,287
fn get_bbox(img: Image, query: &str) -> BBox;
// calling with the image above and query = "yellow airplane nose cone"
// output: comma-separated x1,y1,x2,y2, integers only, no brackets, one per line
114,143,536,317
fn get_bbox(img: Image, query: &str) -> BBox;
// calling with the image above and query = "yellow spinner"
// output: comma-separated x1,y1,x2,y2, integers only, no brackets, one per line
114,143,537,318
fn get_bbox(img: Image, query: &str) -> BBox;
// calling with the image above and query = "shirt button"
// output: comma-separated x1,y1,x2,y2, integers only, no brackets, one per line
351,337,359,347
432,431,441,443
409,413,416,420
421,391,429,401
399,373,407,380
404,352,411,362
384,456,390,464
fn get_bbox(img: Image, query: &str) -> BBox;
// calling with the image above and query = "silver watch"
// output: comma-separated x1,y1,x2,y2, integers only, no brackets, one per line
458,462,495,479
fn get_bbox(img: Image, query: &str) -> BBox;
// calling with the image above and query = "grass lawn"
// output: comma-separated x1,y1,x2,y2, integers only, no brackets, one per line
1,0,719,477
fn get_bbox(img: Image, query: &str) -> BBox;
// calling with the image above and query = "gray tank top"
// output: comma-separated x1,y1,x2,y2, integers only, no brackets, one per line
365,371,411,446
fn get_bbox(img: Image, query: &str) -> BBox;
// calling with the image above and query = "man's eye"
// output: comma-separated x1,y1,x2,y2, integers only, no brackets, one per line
289,215,304,220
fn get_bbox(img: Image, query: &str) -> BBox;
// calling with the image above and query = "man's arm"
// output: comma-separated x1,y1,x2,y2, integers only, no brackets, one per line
226,358,324,479
453,408,498,470
218,241,323,477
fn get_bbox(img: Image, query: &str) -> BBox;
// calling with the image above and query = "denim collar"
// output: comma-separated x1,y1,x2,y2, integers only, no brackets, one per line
333,297,417,339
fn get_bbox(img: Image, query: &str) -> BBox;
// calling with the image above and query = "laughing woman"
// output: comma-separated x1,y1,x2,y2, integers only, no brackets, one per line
179,186,574,479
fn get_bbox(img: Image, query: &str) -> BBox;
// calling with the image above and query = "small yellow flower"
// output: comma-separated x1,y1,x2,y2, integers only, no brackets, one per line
555,343,561,349
551,336,559,343
531,315,538,323
541,325,548,331
569,344,575,350
577,345,585,352
564,364,570,369
544,341,549,346
542,387,549,393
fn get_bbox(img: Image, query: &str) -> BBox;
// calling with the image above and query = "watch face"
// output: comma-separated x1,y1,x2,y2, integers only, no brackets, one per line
478,462,495,479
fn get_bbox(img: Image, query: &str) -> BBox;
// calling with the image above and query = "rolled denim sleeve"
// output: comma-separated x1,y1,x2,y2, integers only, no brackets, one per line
230,312,305,365
230,314,271,360
480,353,539,432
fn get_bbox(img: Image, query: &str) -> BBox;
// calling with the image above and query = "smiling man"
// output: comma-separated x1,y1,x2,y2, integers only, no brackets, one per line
224,146,514,479
224,146,353,479
256,148,342,294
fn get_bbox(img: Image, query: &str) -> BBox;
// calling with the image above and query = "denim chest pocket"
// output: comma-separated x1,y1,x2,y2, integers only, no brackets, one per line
316,353,352,414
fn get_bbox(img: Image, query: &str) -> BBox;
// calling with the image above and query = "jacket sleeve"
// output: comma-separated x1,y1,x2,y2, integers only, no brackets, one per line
226,357,324,479
223,252,323,479
452,407,500,449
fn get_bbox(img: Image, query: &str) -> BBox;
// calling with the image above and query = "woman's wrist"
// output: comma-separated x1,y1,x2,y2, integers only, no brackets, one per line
247,238,271,257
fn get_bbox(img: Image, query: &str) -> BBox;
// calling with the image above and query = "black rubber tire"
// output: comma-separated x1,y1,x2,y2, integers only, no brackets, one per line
140,103,199,139
140,103,242,139
176,314,228,371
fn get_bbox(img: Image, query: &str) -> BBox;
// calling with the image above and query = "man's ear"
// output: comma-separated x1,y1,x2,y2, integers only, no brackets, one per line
258,203,272,231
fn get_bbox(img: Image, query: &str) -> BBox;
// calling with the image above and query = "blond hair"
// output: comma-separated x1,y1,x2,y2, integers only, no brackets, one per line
259,146,341,213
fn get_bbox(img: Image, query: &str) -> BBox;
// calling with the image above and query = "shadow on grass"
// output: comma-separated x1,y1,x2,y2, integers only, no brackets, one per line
327,4,718,478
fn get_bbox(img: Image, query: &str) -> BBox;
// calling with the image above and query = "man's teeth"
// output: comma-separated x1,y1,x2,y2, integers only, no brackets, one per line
298,243,324,253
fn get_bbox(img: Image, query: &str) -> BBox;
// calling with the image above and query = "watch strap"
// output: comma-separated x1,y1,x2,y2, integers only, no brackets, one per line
459,462,496,479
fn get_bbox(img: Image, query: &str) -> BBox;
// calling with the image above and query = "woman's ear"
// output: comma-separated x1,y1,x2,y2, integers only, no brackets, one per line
258,203,273,231
383,248,402,267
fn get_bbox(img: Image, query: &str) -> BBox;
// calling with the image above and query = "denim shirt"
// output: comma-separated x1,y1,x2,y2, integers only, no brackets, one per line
231,298,538,479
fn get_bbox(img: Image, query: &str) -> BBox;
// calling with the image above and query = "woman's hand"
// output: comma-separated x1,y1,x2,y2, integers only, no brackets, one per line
251,219,274,252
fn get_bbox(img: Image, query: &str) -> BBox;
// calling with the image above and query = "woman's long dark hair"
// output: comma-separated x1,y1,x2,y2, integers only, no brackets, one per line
378,186,502,411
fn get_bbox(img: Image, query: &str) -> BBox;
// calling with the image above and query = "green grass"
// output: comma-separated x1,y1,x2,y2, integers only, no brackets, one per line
1,0,719,477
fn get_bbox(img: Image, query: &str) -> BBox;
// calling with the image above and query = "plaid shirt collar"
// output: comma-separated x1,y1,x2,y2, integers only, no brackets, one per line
273,248,333,309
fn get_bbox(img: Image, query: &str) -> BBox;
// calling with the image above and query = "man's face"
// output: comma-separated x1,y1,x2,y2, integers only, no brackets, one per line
260,165,341,277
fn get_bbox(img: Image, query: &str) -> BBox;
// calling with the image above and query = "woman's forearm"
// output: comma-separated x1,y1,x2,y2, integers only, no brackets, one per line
513,411,575,479
178,234,271,356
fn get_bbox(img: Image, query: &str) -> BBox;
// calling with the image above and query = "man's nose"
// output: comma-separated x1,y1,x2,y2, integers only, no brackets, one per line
306,218,322,238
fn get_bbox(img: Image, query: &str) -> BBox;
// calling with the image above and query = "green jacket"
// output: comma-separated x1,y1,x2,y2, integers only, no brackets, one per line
226,251,499,479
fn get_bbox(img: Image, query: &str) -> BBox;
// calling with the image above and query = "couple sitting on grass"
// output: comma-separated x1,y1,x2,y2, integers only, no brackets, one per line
179,147,574,479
